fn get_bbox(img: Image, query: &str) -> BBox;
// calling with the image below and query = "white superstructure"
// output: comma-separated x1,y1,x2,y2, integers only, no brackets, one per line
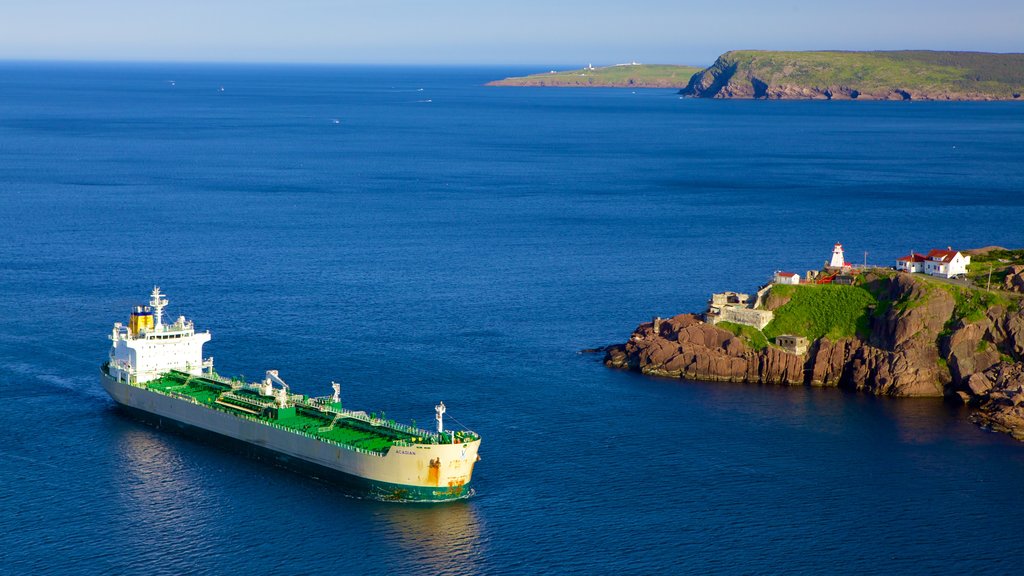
107,287,212,384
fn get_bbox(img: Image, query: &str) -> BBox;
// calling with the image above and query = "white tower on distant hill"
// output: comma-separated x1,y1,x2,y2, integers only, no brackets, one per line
830,243,846,268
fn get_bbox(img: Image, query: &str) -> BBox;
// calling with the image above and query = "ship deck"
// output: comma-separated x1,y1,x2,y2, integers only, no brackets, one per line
143,371,428,455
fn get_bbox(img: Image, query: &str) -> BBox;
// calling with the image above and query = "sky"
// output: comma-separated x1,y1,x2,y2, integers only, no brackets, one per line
0,0,1021,66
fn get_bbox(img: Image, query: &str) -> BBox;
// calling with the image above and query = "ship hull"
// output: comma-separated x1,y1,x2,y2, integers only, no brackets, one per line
101,370,478,501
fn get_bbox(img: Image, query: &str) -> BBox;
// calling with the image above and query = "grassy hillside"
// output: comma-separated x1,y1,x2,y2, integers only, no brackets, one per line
762,284,877,341
683,50,1024,100
488,64,703,88
965,248,1024,287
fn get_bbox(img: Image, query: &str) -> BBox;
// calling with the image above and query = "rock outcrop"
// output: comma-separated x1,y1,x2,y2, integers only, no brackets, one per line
1003,265,1024,293
968,362,1024,440
604,272,1024,440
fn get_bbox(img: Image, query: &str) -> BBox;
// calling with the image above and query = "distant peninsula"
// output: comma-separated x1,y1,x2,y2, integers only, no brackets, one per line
486,63,703,88
683,50,1024,100
601,246,1024,441
489,51,1024,101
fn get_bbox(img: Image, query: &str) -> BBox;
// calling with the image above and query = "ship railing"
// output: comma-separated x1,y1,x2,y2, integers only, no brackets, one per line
306,396,444,442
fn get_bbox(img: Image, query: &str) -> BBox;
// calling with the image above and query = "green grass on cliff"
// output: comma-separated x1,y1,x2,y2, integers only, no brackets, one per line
717,321,769,351
939,284,1011,324
763,284,877,342
489,64,703,87
965,248,1024,287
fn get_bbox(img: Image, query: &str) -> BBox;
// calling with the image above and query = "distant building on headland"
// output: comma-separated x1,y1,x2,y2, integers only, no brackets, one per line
896,247,970,278
705,291,774,330
774,271,801,285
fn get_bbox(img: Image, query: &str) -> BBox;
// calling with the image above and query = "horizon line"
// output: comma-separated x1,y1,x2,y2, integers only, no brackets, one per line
2,48,1022,69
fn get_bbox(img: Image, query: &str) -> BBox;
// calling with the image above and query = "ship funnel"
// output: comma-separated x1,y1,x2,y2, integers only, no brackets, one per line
129,305,153,336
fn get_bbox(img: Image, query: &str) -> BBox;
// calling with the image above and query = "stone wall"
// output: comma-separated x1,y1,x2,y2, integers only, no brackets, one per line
713,306,774,330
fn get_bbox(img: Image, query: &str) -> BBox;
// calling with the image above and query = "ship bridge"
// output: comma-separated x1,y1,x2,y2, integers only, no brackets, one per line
108,287,212,384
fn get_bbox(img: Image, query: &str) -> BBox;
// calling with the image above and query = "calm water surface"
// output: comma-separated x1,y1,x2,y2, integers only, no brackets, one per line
1,63,1023,575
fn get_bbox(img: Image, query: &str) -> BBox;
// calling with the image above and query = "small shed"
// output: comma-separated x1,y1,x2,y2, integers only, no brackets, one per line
776,334,809,355
774,271,801,285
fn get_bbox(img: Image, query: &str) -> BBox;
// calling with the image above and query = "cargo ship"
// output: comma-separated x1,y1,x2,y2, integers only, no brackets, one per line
100,288,481,501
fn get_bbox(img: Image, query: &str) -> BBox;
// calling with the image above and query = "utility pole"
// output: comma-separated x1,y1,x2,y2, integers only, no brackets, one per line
987,264,993,291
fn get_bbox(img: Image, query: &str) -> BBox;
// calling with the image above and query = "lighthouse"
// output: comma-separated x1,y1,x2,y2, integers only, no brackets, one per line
829,243,846,268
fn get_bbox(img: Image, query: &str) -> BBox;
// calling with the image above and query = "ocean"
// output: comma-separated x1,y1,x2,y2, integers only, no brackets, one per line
1,62,1023,575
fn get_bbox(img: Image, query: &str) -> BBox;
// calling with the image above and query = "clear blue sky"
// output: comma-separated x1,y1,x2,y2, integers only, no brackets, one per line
1,0,1021,65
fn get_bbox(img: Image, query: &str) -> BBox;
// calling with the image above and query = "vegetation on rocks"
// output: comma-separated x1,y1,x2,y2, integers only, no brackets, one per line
965,247,1024,288
717,321,769,351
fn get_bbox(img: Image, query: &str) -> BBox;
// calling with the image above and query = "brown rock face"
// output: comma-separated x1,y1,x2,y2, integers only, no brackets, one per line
946,320,1001,384
1004,265,1024,293
970,363,1024,440
808,338,945,396
870,274,953,350
604,314,806,385
986,302,1024,359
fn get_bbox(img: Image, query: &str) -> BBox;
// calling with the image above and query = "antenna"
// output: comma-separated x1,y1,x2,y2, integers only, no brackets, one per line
150,286,168,329
435,401,446,434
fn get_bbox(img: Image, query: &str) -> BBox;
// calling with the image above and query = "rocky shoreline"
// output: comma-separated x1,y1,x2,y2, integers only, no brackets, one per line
604,269,1024,441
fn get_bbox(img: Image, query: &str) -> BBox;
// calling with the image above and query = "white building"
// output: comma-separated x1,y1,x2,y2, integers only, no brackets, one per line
774,271,801,285
895,252,926,274
829,243,852,269
896,248,970,278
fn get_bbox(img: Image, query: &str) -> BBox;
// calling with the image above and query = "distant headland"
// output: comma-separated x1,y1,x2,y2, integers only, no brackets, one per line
486,63,703,88
600,244,1024,441
490,51,1024,101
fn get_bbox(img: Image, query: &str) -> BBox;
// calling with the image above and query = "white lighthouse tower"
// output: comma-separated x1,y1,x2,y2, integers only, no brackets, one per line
829,243,846,268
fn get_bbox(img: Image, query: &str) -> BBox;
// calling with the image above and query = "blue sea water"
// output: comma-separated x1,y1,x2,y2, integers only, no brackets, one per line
1,62,1024,575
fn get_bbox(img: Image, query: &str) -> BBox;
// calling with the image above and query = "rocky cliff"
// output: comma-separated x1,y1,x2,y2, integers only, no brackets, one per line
604,272,1024,439
680,50,1024,101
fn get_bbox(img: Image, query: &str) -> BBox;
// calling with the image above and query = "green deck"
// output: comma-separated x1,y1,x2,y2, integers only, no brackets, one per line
141,371,456,455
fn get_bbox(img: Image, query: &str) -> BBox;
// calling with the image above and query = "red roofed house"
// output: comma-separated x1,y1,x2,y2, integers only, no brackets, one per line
774,271,801,285
896,252,927,274
897,247,970,278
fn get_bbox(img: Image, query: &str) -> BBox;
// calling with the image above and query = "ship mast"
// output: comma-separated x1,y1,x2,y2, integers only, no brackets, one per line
435,401,446,434
150,286,168,330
